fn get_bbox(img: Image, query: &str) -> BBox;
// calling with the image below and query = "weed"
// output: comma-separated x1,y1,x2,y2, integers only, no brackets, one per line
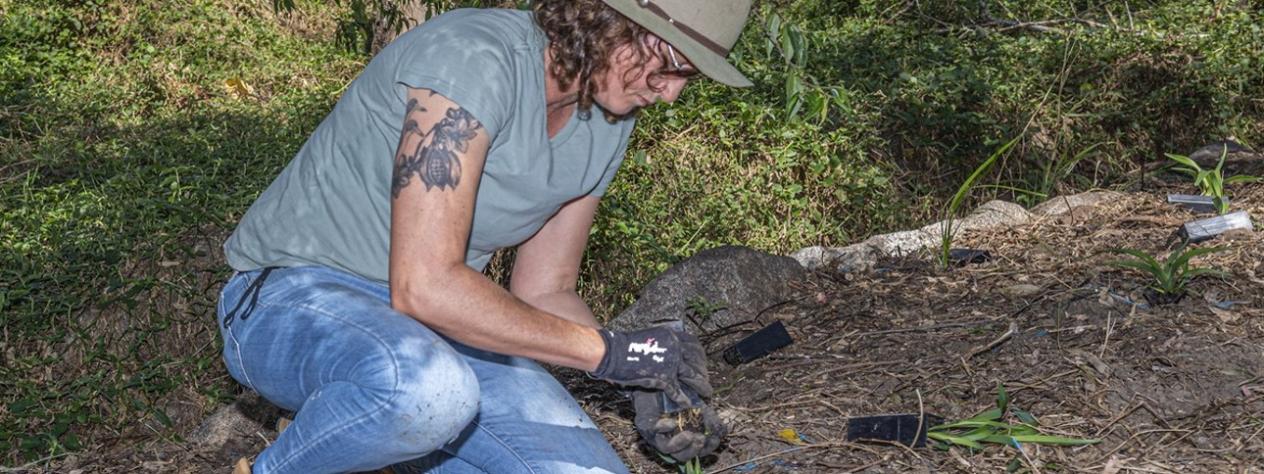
938,137,1019,269
684,296,727,328
1166,145,1259,214
929,383,1099,453
655,453,704,474
1106,245,1227,299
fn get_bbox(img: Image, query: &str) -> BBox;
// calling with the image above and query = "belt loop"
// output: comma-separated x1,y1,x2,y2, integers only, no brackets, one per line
222,267,275,329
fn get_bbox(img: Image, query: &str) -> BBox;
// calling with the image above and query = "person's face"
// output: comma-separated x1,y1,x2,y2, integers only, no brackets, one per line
592,34,699,116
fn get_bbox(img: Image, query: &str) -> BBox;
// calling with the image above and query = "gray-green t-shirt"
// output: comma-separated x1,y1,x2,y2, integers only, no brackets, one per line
225,8,635,281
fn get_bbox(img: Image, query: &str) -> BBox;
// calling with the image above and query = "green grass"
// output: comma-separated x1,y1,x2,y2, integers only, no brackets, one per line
3,0,1264,465
1,0,361,461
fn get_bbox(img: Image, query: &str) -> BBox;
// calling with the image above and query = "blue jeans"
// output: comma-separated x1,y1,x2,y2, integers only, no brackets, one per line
216,265,628,474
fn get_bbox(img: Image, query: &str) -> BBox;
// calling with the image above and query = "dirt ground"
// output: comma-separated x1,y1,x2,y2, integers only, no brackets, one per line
29,185,1264,473
562,186,1264,473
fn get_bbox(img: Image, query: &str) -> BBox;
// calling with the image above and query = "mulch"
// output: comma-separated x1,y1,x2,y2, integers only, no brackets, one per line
573,185,1264,473
25,185,1264,473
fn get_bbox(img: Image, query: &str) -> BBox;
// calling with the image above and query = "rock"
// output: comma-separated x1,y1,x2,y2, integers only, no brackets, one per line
188,392,282,453
791,245,878,272
1031,191,1124,216
1000,283,1042,298
1188,139,1252,167
608,246,809,334
793,199,1032,273
955,199,1032,229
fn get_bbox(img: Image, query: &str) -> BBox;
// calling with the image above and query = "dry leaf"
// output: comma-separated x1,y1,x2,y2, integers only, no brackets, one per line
1209,305,1239,323
776,428,806,445
225,77,255,98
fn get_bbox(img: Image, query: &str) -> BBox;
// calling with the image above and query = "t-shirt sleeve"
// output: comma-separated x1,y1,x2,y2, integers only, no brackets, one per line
389,13,515,138
589,120,636,197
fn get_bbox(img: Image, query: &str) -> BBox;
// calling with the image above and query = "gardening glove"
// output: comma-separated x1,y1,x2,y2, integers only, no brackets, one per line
630,389,728,462
590,325,713,408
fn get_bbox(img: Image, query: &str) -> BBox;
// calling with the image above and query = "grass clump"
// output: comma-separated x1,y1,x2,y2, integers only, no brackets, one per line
1,0,360,463
1106,245,1227,303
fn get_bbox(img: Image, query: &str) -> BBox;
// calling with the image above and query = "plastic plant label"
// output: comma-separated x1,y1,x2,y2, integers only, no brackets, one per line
722,320,793,365
846,413,944,448
949,248,992,266
1167,194,1222,213
1178,210,1254,243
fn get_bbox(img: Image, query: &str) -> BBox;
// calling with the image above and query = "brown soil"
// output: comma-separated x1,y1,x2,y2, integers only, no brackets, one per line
30,187,1264,473
573,187,1264,473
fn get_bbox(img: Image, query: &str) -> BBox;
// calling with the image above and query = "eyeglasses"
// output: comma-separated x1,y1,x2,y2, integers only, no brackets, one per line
661,42,699,79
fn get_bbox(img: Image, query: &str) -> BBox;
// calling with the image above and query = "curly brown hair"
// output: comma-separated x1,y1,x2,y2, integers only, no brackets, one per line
533,0,666,119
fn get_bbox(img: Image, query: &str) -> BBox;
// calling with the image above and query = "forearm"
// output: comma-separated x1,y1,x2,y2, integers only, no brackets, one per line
517,289,600,329
393,264,605,371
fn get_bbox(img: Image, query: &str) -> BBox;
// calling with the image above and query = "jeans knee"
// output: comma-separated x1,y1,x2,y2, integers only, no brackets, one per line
378,342,479,455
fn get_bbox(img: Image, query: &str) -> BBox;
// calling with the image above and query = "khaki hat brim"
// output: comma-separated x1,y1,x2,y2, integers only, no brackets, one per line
602,0,754,88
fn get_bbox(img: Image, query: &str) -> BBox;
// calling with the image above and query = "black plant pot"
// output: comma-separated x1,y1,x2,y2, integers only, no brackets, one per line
1144,289,1186,307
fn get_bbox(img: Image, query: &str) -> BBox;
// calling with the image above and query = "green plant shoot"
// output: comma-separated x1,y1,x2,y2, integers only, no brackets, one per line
1106,245,1227,296
1166,145,1259,214
929,383,1099,451
939,137,1020,268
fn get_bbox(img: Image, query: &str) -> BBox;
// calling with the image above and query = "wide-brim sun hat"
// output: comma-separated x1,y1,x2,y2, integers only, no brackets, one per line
600,0,754,88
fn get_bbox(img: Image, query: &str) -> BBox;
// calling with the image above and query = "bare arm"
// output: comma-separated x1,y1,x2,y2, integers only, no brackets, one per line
510,195,603,329
388,87,604,371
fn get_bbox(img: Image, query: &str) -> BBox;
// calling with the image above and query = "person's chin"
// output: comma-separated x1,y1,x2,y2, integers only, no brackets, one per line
593,100,640,120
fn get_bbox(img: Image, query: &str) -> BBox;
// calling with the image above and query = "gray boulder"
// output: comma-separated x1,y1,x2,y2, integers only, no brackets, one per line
607,246,809,333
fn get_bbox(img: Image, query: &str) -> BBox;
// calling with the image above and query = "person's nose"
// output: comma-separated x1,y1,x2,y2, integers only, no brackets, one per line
659,77,686,104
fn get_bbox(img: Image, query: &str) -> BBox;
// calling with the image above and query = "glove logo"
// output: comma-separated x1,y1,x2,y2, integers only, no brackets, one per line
627,338,668,363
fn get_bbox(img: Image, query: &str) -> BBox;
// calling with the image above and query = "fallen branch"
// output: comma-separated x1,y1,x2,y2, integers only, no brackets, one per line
969,320,1018,358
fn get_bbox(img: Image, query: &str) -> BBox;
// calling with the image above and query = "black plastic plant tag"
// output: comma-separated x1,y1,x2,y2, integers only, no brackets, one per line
1167,194,1221,213
722,320,793,365
1178,210,1253,243
949,248,991,266
846,413,944,448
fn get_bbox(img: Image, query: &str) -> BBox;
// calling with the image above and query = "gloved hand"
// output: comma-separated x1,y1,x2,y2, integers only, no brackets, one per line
630,389,727,462
590,326,712,407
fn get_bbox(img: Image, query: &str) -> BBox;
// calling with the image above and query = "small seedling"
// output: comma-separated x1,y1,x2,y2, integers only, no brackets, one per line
1166,145,1258,215
1106,245,1227,303
655,454,704,474
683,296,727,331
940,137,1019,268
929,383,1099,451
686,296,727,321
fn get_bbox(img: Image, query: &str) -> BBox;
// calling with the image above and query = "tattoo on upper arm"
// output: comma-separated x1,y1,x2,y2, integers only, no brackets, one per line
391,95,484,198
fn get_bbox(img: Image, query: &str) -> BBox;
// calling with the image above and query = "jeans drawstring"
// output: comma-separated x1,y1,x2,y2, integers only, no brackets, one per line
223,267,275,329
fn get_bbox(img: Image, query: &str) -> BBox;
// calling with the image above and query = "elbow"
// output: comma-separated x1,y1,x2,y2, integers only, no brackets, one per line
389,266,457,323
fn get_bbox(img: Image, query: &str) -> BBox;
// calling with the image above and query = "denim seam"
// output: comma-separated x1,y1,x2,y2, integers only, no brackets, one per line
469,419,540,474
258,300,442,472
221,273,258,391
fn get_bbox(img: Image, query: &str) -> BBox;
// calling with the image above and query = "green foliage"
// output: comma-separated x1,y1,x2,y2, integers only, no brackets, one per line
1165,146,1259,214
6,0,1264,465
929,383,1100,452
1106,245,1228,296
1,0,359,462
939,137,1018,268
654,452,703,474
271,0,513,53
